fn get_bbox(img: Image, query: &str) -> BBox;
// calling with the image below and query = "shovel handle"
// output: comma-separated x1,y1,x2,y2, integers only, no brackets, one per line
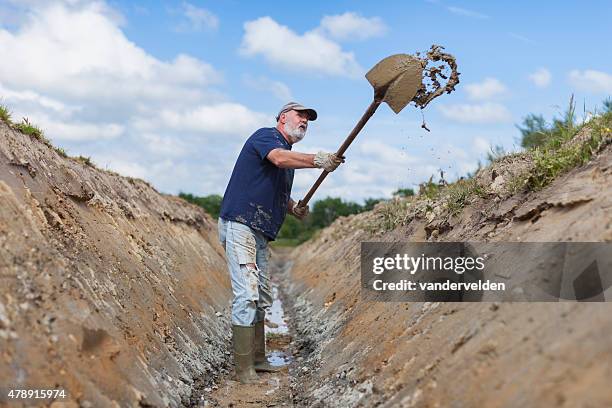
296,98,382,209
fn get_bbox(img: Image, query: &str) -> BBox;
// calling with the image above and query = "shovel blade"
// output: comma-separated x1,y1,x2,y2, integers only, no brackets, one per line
366,54,424,114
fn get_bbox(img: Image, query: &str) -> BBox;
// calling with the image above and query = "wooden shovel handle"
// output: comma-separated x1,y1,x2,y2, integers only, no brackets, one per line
296,98,382,209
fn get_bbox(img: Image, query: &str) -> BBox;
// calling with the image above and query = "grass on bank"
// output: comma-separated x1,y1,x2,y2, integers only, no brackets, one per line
366,100,612,235
14,117,52,147
527,111,611,190
0,104,12,125
1,104,101,168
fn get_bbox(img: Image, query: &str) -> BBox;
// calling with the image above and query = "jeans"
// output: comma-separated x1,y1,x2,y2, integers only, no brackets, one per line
218,218,272,326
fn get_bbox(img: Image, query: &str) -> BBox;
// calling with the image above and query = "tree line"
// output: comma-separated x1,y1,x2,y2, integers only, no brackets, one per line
179,189,414,245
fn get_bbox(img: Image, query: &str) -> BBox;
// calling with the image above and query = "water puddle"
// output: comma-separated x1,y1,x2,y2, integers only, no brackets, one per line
267,350,291,367
266,283,289,334
265,281,292,367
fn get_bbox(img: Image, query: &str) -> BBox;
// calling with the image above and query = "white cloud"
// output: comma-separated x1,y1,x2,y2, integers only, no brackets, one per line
438,103,512,124
472,137,491,155
141,133,187,157
0,0,275,199
464,78,506,100
0,3,222,104
319,12,386,41
42,119,124,141
0,83,76,114
176,2,219,32
152,103,271,135
97,156,149,179
243,75,293,101
446,6,489,19
0,2,266,144
359,140,419,166
568,69,612,93
239,16,363,77
529,68,552,88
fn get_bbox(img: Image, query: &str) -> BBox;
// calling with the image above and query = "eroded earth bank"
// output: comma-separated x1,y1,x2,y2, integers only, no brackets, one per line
0,122,234,407
2,116,612,408
286,139,612,406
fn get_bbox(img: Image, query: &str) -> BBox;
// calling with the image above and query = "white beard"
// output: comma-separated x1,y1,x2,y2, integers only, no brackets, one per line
284,121,306,143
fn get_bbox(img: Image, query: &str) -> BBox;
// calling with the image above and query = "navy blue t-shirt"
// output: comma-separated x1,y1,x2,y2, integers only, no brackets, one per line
220,127,294,240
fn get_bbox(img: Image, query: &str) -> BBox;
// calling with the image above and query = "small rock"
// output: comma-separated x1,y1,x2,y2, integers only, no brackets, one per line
215,312,222,317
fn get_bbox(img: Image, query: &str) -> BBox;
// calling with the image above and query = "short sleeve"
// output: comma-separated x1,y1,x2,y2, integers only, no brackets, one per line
250,128,289,161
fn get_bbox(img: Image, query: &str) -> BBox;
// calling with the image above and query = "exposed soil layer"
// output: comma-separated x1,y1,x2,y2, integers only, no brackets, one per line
0,122,233,407
286,145,612,407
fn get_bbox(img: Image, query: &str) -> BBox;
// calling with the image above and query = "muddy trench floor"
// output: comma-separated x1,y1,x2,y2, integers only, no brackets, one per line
188,247,305,407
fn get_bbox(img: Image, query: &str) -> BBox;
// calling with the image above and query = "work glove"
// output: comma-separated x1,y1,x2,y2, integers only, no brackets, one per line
314,151,345,172
292,204,309,220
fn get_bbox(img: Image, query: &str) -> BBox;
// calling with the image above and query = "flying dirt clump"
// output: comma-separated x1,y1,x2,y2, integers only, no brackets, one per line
413,44,460,109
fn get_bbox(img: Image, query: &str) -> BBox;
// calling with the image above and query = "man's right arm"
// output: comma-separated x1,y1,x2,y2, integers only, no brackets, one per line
267,149,345,171
267,149,315,169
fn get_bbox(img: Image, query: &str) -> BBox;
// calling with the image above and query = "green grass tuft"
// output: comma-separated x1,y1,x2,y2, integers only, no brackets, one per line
54,147,68,158
418,177,442,200
0,104,12,125
15,118,52,147
74,155,95,167
527,111,611,190
444,178,487,215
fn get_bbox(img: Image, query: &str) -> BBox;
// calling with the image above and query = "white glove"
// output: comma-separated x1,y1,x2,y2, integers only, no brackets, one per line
314,151,345,172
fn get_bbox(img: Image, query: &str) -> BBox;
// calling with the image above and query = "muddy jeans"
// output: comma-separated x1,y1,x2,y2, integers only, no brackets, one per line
218,218,272,326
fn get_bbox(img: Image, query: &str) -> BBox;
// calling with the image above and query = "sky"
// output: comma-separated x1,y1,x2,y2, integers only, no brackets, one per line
1,0,611,203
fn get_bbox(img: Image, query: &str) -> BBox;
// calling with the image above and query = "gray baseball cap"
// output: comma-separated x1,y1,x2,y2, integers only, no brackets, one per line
276,102,317,121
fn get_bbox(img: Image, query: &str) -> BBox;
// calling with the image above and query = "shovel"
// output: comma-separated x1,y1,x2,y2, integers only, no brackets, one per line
295,46,459,211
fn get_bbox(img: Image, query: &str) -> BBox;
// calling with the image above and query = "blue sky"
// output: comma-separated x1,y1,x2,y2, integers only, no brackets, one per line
1,1,611,202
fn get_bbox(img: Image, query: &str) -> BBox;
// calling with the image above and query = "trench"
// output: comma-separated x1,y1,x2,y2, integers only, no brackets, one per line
189,247,308,407
3,121,611,407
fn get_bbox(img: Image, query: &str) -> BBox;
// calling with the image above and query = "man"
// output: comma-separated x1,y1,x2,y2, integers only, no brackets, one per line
218,102,343,383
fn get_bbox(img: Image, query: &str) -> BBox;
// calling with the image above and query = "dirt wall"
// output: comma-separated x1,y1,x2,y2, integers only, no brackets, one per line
287,145,612,407
0,122,232,407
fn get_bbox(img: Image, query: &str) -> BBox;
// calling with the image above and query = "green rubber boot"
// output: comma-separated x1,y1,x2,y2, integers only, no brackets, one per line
232,325,259,383
253,320,281,372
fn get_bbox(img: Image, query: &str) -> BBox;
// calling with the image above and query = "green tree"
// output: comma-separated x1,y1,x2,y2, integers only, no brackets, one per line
393,188,415,197
517,114,549,149
363,198,384,211
276,216,312,245
603,98,612,113
179,193,223,218
309,197,363,229
518,96,577,149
